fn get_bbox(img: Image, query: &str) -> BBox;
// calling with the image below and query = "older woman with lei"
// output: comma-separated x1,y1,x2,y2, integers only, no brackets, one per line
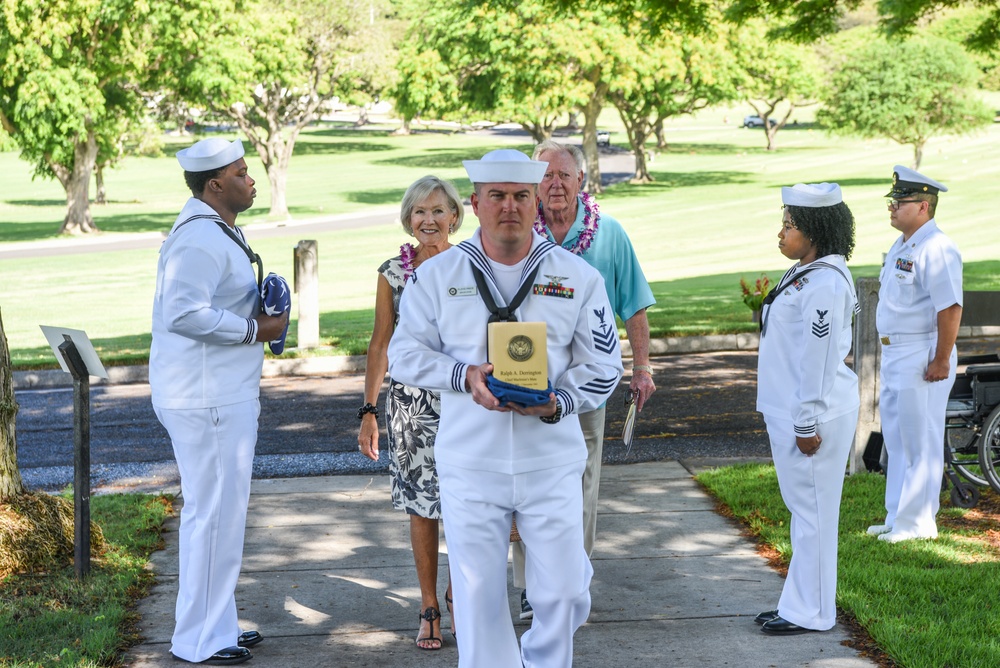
754,182,860,636
358,175,464,650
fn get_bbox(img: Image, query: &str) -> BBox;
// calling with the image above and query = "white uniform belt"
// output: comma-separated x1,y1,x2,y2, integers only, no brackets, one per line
879,332,935,345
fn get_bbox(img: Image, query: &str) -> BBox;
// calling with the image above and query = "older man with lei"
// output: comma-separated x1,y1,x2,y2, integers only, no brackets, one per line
388,149,623,667
511,140,656,618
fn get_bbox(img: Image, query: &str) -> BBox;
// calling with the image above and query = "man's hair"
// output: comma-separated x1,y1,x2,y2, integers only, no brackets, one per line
184,167,226,197
400,175,465,235
532,140,585,175
785,202,857,261
910,192,938,218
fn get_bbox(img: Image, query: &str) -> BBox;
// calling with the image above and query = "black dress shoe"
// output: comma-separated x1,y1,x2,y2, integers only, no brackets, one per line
754,609,779,625
761,616,817,636
201,646,252,664
237,631,263,648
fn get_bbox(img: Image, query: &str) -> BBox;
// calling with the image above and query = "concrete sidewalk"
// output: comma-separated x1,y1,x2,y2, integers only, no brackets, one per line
124,461,875,667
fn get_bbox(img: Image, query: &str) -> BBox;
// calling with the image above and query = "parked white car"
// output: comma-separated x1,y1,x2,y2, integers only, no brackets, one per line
742,115,777,128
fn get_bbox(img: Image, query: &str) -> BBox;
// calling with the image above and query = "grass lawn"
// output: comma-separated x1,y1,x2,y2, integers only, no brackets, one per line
697,463,1000,668
0,493,172,667
3,113,1000,368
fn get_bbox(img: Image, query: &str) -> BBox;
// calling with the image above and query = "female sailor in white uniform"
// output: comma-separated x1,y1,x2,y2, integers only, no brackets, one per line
755,182,860,635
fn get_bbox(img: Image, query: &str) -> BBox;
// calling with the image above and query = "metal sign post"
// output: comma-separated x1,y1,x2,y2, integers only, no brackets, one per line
57,338,91,579
39,326,108,581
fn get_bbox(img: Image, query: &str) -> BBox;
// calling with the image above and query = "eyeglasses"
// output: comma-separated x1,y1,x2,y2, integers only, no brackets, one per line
886,198,920,211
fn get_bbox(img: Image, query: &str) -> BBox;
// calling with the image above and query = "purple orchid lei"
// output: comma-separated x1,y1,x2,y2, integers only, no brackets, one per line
533,192,600,255
399,243,416,281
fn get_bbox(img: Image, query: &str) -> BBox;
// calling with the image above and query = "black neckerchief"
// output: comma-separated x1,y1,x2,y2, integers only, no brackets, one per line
471,264,540,323
760,260,857,336
173,214,264,290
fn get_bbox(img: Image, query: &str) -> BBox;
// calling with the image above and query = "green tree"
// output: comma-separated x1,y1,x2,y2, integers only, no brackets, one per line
394,0,625,193
158,0,396,219
732,22,822,151
0,311,22,500
610,23,742,182
490,0,1000,53
817,36,993,169
0,0,156,234
928,7,1000,90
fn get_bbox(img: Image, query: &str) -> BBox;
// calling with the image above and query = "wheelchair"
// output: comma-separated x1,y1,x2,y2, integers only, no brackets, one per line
943,353,1000,508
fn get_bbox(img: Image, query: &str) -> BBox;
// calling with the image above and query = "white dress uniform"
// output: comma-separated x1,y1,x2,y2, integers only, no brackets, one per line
388,229,623,668
757,254,860,630
876,218,962,539
150,197,263,663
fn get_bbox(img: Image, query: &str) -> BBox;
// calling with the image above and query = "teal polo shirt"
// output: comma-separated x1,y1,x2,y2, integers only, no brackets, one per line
540,197,655,323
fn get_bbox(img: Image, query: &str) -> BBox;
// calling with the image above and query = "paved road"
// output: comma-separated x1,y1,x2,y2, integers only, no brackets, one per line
15,352,769,492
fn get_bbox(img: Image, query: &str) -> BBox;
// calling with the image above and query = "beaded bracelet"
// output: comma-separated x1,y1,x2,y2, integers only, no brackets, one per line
633,365,653,376
357,403,379,420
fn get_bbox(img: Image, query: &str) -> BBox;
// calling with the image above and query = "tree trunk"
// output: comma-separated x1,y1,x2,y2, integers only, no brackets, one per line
355,106,369,127
654,119,668,150
266,160,290,220
613,99,653,184
580,80,608,195
0,307,24,502
566,111,580,130
765,124,777,151
95,165,106,205
57,131,100,235
913,142,924,170
630,128,653,184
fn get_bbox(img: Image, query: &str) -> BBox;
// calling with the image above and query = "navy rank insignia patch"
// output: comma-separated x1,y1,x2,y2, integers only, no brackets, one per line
590,306,618,354
811,309,830,338
534,275,574,299
894,257,914,272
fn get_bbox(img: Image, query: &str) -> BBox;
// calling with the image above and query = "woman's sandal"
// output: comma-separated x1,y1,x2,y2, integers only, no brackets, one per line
416,606,443,650
445,594,457,639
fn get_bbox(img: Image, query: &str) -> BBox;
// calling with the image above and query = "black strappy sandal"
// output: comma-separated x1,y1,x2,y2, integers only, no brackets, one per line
416,606,443,650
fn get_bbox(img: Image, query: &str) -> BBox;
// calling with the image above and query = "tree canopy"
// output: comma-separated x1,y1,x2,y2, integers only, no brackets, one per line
156,0,397,219
483,0,1000,52
0,0,158,234
731,21,823,151
817,34,994,169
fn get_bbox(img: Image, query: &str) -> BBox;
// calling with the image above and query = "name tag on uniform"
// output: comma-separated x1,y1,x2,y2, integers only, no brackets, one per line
448,286,477,297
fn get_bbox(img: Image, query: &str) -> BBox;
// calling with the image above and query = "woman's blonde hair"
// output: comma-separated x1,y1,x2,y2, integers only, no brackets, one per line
400,176,465,235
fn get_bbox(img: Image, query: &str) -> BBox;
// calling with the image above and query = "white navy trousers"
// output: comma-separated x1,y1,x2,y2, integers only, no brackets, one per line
440,460,592,668
154,399,259,662
765,409,858,630
879,339,956,537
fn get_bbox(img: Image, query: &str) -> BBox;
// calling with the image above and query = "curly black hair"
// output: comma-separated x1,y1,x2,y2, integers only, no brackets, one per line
785,201,856,261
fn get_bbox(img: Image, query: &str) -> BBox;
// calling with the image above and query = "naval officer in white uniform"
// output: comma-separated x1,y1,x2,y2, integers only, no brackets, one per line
388,149,623,667
755,183,860,635
868,166,962,543
150,138,288,665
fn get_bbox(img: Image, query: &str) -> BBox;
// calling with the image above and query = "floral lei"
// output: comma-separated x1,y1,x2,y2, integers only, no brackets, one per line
533,192,600,255
399,243,416,281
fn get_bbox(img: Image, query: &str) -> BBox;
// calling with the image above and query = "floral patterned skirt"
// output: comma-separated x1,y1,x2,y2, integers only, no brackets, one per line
385,378,442,519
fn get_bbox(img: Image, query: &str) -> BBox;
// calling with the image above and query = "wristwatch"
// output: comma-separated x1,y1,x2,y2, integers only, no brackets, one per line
539,400,563,424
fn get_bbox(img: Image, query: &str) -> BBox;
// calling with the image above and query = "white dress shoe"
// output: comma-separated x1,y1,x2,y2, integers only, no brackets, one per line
866,524,893,535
